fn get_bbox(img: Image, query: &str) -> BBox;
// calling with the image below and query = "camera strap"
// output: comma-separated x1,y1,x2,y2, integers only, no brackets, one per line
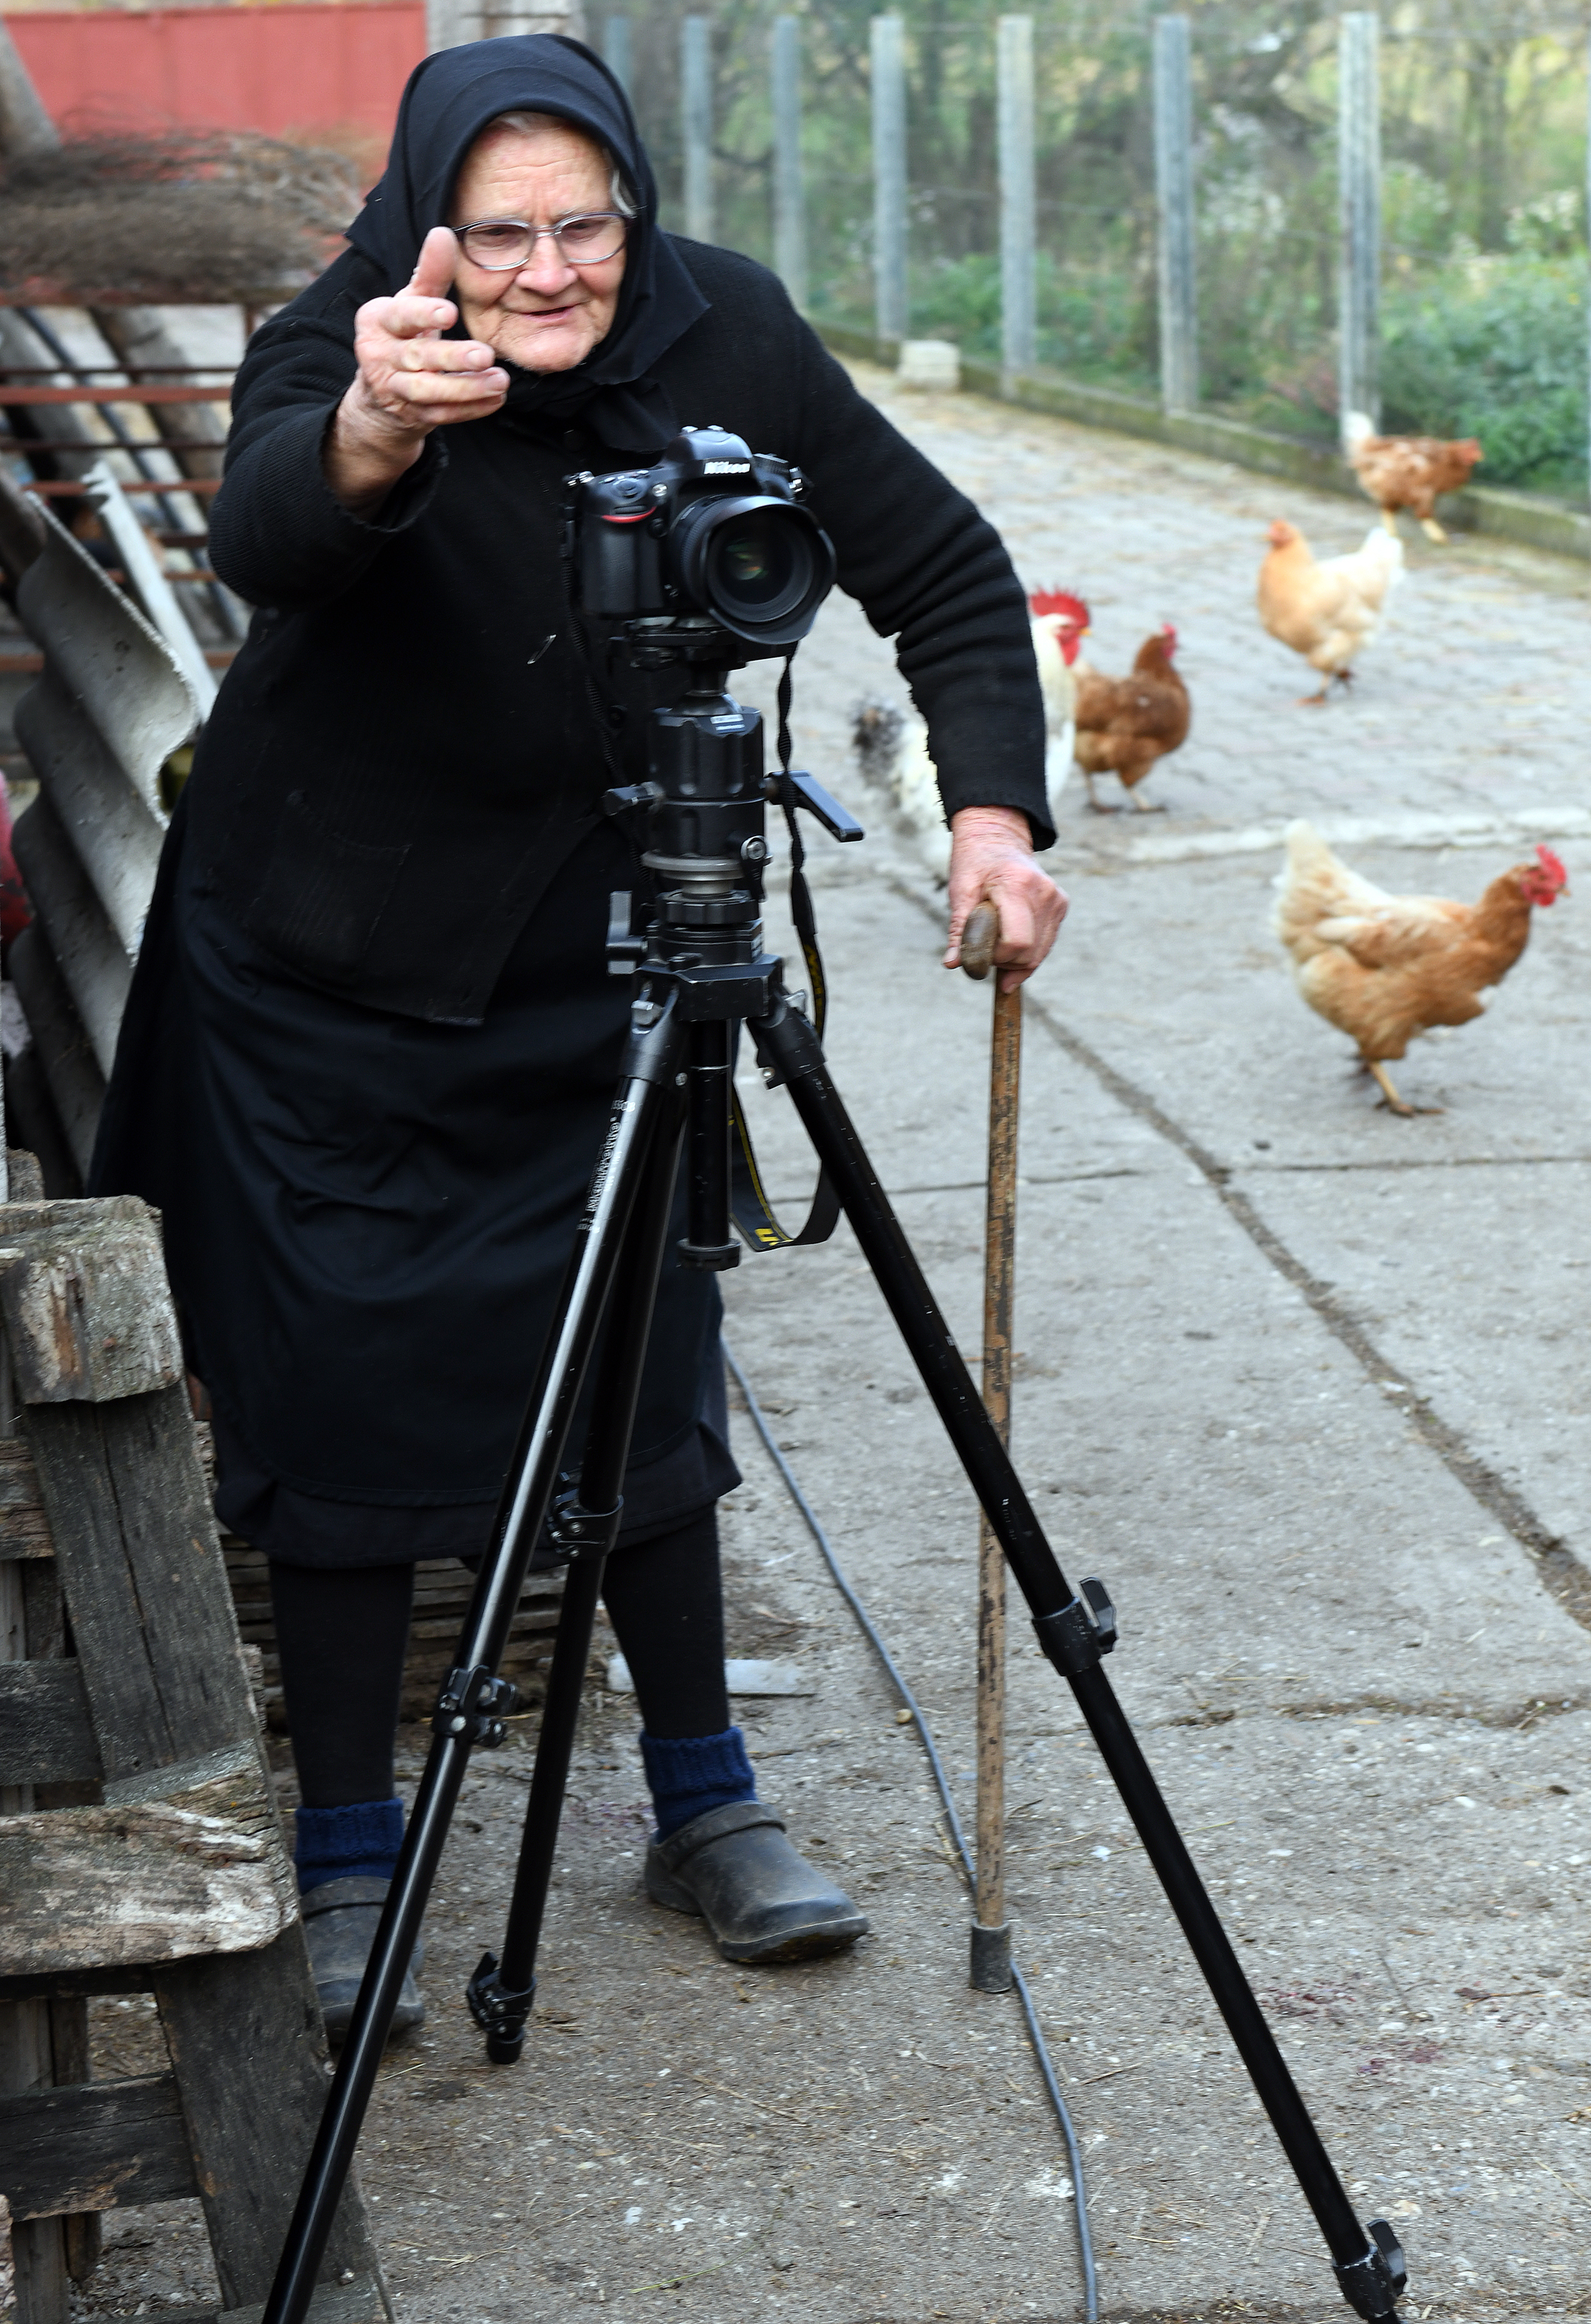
727,656,842,1254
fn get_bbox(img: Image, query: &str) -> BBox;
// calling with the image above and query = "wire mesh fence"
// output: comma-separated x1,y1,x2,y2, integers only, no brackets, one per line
602,0,1590,496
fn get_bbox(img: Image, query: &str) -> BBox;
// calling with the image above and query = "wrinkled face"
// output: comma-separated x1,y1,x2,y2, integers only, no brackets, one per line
1160,621,1178,658
1266,520,1297,549
450,118,628,375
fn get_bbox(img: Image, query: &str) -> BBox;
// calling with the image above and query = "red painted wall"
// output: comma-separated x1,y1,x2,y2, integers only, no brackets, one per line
6,5,425,149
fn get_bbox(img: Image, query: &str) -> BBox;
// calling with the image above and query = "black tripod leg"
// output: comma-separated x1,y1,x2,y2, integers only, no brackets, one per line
469,1099,688,2064
262,997,688,2324
752,999,1406,2324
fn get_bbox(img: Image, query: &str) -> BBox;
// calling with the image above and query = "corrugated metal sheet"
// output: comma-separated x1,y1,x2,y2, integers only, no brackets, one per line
9,499,197,1167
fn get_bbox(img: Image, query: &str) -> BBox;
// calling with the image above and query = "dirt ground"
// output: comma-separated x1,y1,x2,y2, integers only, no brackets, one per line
79,366,1591,2324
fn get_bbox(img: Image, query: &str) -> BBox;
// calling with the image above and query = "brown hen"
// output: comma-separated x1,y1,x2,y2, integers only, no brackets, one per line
1343,412,1483,544
1273,820,1568,1115
1072,623,1189,813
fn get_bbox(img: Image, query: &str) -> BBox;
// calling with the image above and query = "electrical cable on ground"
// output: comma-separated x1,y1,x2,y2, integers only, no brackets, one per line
722,1337,1099,2324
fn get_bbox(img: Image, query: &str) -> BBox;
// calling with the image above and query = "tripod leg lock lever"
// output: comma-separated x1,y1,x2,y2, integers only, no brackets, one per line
433,1666,521,1747
467,1950,537,2065
1032,1578,1118,1677
547,1490,624,1560
1333,2220,1407,2319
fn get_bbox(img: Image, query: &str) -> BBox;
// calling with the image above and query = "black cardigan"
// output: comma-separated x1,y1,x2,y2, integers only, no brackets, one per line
194,237,1051,1024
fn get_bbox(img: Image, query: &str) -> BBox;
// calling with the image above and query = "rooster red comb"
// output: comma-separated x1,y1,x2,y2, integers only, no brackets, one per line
1029,587,1091,626
1536,845,1568,886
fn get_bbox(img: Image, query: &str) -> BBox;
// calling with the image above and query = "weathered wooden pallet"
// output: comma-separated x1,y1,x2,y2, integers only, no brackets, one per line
0,1195,390,2324
216,1523,563,1730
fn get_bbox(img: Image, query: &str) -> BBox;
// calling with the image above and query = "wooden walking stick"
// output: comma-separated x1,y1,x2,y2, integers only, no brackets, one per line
960,900,1018,1992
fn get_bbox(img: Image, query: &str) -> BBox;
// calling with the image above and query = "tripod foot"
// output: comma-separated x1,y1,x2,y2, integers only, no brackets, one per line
1334,2219,1407,2320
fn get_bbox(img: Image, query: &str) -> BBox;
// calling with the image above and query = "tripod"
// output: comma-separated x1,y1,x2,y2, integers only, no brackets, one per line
262,628,1408,2324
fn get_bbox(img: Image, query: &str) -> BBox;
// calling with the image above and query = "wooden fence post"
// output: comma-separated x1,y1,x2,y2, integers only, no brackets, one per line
997,16,1036,384
1153,14,1198,413
603,14,630,94
1338,10,1381,434
771,16,808,312
870,14,908,350
681,16,713,245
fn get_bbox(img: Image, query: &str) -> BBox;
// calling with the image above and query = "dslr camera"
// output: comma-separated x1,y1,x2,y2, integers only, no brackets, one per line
569,425,836,652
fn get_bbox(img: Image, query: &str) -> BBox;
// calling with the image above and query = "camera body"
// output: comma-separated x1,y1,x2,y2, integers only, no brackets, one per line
570,425,835,652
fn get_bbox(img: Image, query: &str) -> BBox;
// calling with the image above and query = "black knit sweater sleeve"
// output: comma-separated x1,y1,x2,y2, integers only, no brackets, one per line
207,250,447,611
754,281,1051,847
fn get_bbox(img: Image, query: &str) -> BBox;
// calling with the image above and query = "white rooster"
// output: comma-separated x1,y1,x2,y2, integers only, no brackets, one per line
852,588,1088,876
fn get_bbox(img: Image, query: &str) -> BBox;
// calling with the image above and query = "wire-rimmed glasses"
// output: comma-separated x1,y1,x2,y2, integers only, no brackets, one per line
457,213,628,270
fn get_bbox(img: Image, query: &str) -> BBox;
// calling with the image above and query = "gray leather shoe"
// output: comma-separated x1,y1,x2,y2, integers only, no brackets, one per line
301,1876,425,2042
646,1802,869,1964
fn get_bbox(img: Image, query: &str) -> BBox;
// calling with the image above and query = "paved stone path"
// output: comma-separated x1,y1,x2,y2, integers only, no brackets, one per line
779,364,1591,863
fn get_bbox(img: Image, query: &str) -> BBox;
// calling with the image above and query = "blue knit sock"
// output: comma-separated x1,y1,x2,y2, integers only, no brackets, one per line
640,1728,757,1841
294,1798,405,1895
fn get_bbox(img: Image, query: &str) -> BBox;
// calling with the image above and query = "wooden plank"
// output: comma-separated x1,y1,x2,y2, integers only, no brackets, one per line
0,2072,197,2217
0,1204,182,1405
139,2278,387,2324
31,1387,256,1782
220,2279,388,2324
0,1967,152,2002
219,1530,562,1729
0,1438,53,1557
0,1662,101,1787
0,1743,297,1973
154,1934,388,2310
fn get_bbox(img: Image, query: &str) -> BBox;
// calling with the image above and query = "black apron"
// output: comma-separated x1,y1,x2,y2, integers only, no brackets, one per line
93,797,736,1567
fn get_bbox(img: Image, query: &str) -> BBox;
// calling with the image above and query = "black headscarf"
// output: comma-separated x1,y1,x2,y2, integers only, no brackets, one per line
345,34,708,450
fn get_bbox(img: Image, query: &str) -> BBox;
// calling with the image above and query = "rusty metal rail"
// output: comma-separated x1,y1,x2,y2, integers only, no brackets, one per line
0,384,230,405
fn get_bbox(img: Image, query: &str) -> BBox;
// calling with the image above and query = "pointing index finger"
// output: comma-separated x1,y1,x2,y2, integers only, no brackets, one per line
403,225,461,321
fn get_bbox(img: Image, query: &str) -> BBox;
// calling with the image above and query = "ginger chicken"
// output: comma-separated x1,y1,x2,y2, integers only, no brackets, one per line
1273,821,1568,1115
1071,621,1189,812
1343,412,1483,544
1256,520,1403,705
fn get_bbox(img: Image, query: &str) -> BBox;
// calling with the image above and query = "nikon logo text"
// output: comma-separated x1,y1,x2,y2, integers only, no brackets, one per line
703,461,751,474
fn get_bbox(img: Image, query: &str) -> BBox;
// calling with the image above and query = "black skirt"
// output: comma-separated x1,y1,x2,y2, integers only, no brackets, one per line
92,800,737,1568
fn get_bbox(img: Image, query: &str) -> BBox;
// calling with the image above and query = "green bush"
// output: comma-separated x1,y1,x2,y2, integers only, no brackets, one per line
904,250,1155,389
1380,257,1588,490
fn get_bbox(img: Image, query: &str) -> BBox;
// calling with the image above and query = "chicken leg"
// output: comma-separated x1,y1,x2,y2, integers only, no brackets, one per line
1367,1060,1413,1117
1418,515,1449,545
1378,507,1399,537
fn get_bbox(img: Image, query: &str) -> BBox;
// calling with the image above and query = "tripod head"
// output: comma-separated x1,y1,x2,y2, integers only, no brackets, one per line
596,616,862,1270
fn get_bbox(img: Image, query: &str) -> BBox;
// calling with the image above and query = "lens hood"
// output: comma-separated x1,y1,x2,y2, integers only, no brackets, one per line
668,493,836,648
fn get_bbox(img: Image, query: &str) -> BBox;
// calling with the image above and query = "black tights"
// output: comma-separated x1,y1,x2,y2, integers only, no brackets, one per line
270,1509,731,1809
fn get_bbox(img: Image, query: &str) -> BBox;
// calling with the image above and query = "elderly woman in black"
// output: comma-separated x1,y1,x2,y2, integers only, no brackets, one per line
92,36,1066,2034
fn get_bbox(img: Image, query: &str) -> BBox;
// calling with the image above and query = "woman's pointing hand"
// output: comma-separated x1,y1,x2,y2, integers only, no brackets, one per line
327,227,509,514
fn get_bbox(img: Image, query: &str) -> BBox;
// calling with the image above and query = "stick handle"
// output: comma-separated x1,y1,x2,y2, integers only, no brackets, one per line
961,901,1000,980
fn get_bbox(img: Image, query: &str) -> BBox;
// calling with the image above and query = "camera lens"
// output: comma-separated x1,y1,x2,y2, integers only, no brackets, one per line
708,511,814,621
671,494,836,646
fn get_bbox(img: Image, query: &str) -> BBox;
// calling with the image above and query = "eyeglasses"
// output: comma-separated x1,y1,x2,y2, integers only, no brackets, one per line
456,213,628,270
